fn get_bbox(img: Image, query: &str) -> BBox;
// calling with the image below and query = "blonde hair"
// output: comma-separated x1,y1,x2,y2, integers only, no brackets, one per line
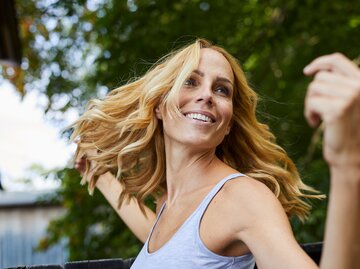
72,39,321,220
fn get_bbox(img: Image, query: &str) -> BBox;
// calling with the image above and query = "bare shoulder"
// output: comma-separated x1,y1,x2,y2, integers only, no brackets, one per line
215,177,317,268
221,175,279,207
215,175,288,232
224,175,272,193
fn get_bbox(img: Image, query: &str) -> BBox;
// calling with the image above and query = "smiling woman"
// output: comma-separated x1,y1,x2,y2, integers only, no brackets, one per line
155,49,234,153
71,39,360,269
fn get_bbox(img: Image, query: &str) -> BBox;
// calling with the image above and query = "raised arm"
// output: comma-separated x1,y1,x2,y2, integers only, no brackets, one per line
230,53,359,269
75,151,157,243
304,53,360,269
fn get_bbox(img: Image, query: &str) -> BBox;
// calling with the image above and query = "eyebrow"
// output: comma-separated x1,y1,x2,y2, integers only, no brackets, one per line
192,69,234,88
216,77,234,88
193,69,204,77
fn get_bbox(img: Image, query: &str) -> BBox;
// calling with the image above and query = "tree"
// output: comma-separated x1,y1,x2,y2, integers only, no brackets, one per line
15,0,360,259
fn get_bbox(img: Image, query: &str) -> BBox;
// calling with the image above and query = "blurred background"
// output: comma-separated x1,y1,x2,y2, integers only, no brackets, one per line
1,0,359,267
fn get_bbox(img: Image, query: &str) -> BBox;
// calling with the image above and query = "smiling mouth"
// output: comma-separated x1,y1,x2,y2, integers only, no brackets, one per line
184,113,215,123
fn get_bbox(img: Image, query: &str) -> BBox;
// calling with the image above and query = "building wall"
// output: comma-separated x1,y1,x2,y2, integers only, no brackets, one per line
0,206,68,268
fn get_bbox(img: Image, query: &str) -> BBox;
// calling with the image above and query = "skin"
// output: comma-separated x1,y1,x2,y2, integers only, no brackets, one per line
75,150,156,243
150,48,241,253
76,50,360,269
304,53,360,269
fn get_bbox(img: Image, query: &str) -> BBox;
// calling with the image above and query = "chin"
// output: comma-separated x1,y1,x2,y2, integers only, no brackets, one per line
182,136,220,151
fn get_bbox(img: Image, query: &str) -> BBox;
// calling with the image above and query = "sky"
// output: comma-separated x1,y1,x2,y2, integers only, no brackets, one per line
0,81,77,191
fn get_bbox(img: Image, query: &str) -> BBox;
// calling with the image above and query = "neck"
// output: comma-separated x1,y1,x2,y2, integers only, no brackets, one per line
163,139,231,205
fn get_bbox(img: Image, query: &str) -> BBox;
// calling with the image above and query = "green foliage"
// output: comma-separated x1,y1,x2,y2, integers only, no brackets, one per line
37,168,142,260
17,0,360,259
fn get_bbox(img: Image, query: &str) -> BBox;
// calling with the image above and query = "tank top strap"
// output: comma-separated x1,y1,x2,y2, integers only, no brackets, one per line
131,173,255,269
145,173,245,244
145,201,166,243
195,173,245,217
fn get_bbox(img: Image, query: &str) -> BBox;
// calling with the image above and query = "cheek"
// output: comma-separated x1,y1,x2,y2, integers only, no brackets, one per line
221,102,233,124
223,105,233,135
178,89,191,109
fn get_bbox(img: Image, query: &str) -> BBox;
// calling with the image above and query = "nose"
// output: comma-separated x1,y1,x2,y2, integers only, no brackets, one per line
195,84,213,106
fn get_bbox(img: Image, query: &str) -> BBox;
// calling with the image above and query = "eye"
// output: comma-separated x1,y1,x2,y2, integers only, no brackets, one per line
215,86,231,96
184,77,198,87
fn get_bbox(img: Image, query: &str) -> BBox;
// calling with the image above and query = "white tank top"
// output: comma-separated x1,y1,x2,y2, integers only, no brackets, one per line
130,173,255,269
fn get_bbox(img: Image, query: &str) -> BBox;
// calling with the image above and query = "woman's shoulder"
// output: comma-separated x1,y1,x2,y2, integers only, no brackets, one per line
216,174,286,228
222,174,275,202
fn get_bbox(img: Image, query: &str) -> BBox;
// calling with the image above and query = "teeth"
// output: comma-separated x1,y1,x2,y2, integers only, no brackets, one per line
185,113,213,123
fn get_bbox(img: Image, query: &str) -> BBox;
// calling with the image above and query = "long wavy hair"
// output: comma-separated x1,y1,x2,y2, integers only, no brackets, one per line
71,39,321,220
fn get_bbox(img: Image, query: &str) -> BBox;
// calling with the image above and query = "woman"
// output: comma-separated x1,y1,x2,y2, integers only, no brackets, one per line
73,39,360,268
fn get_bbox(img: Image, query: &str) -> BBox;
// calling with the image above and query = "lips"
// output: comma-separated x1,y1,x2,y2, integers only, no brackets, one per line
183,112,215,123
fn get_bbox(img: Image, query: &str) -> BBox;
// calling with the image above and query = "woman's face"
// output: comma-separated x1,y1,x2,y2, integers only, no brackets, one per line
157,48,234,151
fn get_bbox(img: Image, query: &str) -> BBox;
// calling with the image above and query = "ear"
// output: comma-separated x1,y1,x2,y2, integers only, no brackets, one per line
225,122,232,135
226,118,234,135
155,106,163,120
225,125,231,135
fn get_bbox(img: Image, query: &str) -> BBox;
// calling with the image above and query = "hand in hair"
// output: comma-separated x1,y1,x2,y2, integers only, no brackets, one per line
74,146,100,191
74,147,97,183
74,156,86,174
74,145,156,243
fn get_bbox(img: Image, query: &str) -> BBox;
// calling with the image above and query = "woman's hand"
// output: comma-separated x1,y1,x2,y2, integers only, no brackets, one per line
73,145,156,242
74,155,86,174
74,146,99,186
304,53,360,167
304,53,360,269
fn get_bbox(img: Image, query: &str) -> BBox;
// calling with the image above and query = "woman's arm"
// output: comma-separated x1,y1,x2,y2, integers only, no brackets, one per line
95,172,157,243
321,166,360,269
222,178,318,269
229,53,359,269
304,53,360,269
75,152,157,243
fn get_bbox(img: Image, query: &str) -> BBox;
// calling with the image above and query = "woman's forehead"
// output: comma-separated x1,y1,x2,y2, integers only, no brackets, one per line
198,48,234,83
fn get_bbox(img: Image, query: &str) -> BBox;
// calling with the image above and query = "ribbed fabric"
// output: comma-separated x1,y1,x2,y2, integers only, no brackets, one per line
131,173,255,269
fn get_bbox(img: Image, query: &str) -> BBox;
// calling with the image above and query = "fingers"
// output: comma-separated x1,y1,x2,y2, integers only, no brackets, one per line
74,139,99,177
304,54,360,127
304,53,360,78
306,72,359,104
304,95,345,127
75,156,86,173
304,53,360,166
